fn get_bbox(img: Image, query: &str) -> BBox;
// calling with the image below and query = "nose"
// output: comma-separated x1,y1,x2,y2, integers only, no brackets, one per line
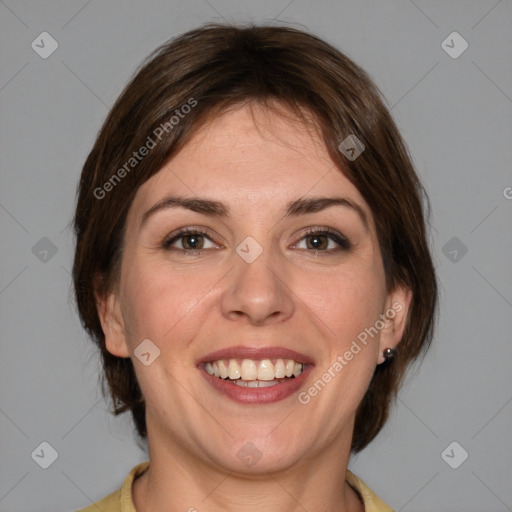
220,243,295,326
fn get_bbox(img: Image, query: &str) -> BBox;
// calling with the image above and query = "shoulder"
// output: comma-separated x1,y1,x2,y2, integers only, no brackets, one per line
76,488,121,512
346,470,395,512
75,461,150,512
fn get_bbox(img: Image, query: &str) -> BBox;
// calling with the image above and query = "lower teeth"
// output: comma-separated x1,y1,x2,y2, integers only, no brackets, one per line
227,377,293,388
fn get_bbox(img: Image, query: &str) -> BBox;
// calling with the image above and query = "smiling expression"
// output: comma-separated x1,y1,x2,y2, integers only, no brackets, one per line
98,103,409,474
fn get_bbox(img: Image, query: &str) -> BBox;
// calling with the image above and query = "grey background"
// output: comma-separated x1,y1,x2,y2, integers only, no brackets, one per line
0,1,511,511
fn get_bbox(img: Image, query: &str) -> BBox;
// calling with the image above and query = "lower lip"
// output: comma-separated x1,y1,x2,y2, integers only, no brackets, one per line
200,365,312,404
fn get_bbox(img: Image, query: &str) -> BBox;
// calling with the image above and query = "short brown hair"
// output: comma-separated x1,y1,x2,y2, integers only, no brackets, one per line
73,23,437,453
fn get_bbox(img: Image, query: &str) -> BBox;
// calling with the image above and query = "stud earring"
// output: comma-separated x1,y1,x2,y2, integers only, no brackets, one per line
383,348,397,360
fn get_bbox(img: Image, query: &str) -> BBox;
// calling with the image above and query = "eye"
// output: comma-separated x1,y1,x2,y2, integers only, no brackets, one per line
293,228,351,253
162,227,219,252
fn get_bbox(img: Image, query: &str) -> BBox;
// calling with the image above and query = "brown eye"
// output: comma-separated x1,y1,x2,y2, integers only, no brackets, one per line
294,229,351,252
162,228,217,252
180,233,204,250
305,233,329,250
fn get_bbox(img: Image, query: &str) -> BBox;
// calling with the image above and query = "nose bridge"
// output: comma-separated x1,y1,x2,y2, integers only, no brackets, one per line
220,233,295,325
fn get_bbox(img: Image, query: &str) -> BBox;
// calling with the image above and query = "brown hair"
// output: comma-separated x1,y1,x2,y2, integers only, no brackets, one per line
73,23,437,453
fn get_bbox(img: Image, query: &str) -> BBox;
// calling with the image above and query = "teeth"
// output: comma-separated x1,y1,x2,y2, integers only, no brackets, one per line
293,362,302,377
257,359,275,381
228,360,241,380
274,359,286,378
218,360,229,379
233,379,280,388
204,358,305,381
256,380,280,387
241,359,258,380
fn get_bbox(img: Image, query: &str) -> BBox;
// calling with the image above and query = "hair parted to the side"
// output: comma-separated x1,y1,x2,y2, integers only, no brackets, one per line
72,23,437,453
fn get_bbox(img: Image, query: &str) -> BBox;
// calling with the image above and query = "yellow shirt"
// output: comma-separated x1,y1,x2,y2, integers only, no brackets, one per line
76,461,394,512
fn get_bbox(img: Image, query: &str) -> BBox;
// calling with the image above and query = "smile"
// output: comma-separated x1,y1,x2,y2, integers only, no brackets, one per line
198,346,313,404
204,358,305,387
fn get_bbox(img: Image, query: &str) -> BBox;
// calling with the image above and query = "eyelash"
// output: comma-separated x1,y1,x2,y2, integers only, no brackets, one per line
161,226,351,256
292,227,351,254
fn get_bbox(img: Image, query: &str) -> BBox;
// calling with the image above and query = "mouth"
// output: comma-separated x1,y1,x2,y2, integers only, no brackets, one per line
198,346,313,404
204,358,305,387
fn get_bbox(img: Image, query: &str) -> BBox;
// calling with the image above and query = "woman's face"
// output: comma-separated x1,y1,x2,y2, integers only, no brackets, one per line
99,104,409,473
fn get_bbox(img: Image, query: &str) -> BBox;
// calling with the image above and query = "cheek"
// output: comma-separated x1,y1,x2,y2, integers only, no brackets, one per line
119,257,214,348
296,264,386,421
299,262,387,347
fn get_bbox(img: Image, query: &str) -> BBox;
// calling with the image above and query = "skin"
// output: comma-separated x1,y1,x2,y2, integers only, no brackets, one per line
97,103,411,512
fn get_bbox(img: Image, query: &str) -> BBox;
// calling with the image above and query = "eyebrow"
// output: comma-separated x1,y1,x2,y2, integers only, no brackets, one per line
140,194,368,229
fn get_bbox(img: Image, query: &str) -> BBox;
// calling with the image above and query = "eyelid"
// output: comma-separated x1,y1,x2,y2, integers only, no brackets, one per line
293,226,351,251
162,225,351,253
162,226,221,250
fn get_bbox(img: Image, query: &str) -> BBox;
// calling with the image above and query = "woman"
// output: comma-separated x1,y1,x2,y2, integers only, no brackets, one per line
73,23,437,512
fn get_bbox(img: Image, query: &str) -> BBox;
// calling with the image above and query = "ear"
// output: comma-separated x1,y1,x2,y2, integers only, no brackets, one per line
377,285,412,365
95,278,130,358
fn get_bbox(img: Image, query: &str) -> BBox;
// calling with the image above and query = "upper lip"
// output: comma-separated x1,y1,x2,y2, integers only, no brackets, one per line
198,346,315,365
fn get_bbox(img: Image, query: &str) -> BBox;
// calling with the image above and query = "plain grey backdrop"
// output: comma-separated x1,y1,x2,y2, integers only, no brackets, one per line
1,1,511,511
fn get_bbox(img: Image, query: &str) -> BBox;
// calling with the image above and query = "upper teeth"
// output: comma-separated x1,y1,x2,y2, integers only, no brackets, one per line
204,359,304,381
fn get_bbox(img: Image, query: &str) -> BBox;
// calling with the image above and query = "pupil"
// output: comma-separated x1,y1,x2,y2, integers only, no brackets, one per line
308,235,326,250
185,235,201,249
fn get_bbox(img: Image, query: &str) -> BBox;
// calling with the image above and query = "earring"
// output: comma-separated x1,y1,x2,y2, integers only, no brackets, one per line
383,348,397,360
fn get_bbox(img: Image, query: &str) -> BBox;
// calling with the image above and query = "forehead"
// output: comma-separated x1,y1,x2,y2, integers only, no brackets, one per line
130,104,371,221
